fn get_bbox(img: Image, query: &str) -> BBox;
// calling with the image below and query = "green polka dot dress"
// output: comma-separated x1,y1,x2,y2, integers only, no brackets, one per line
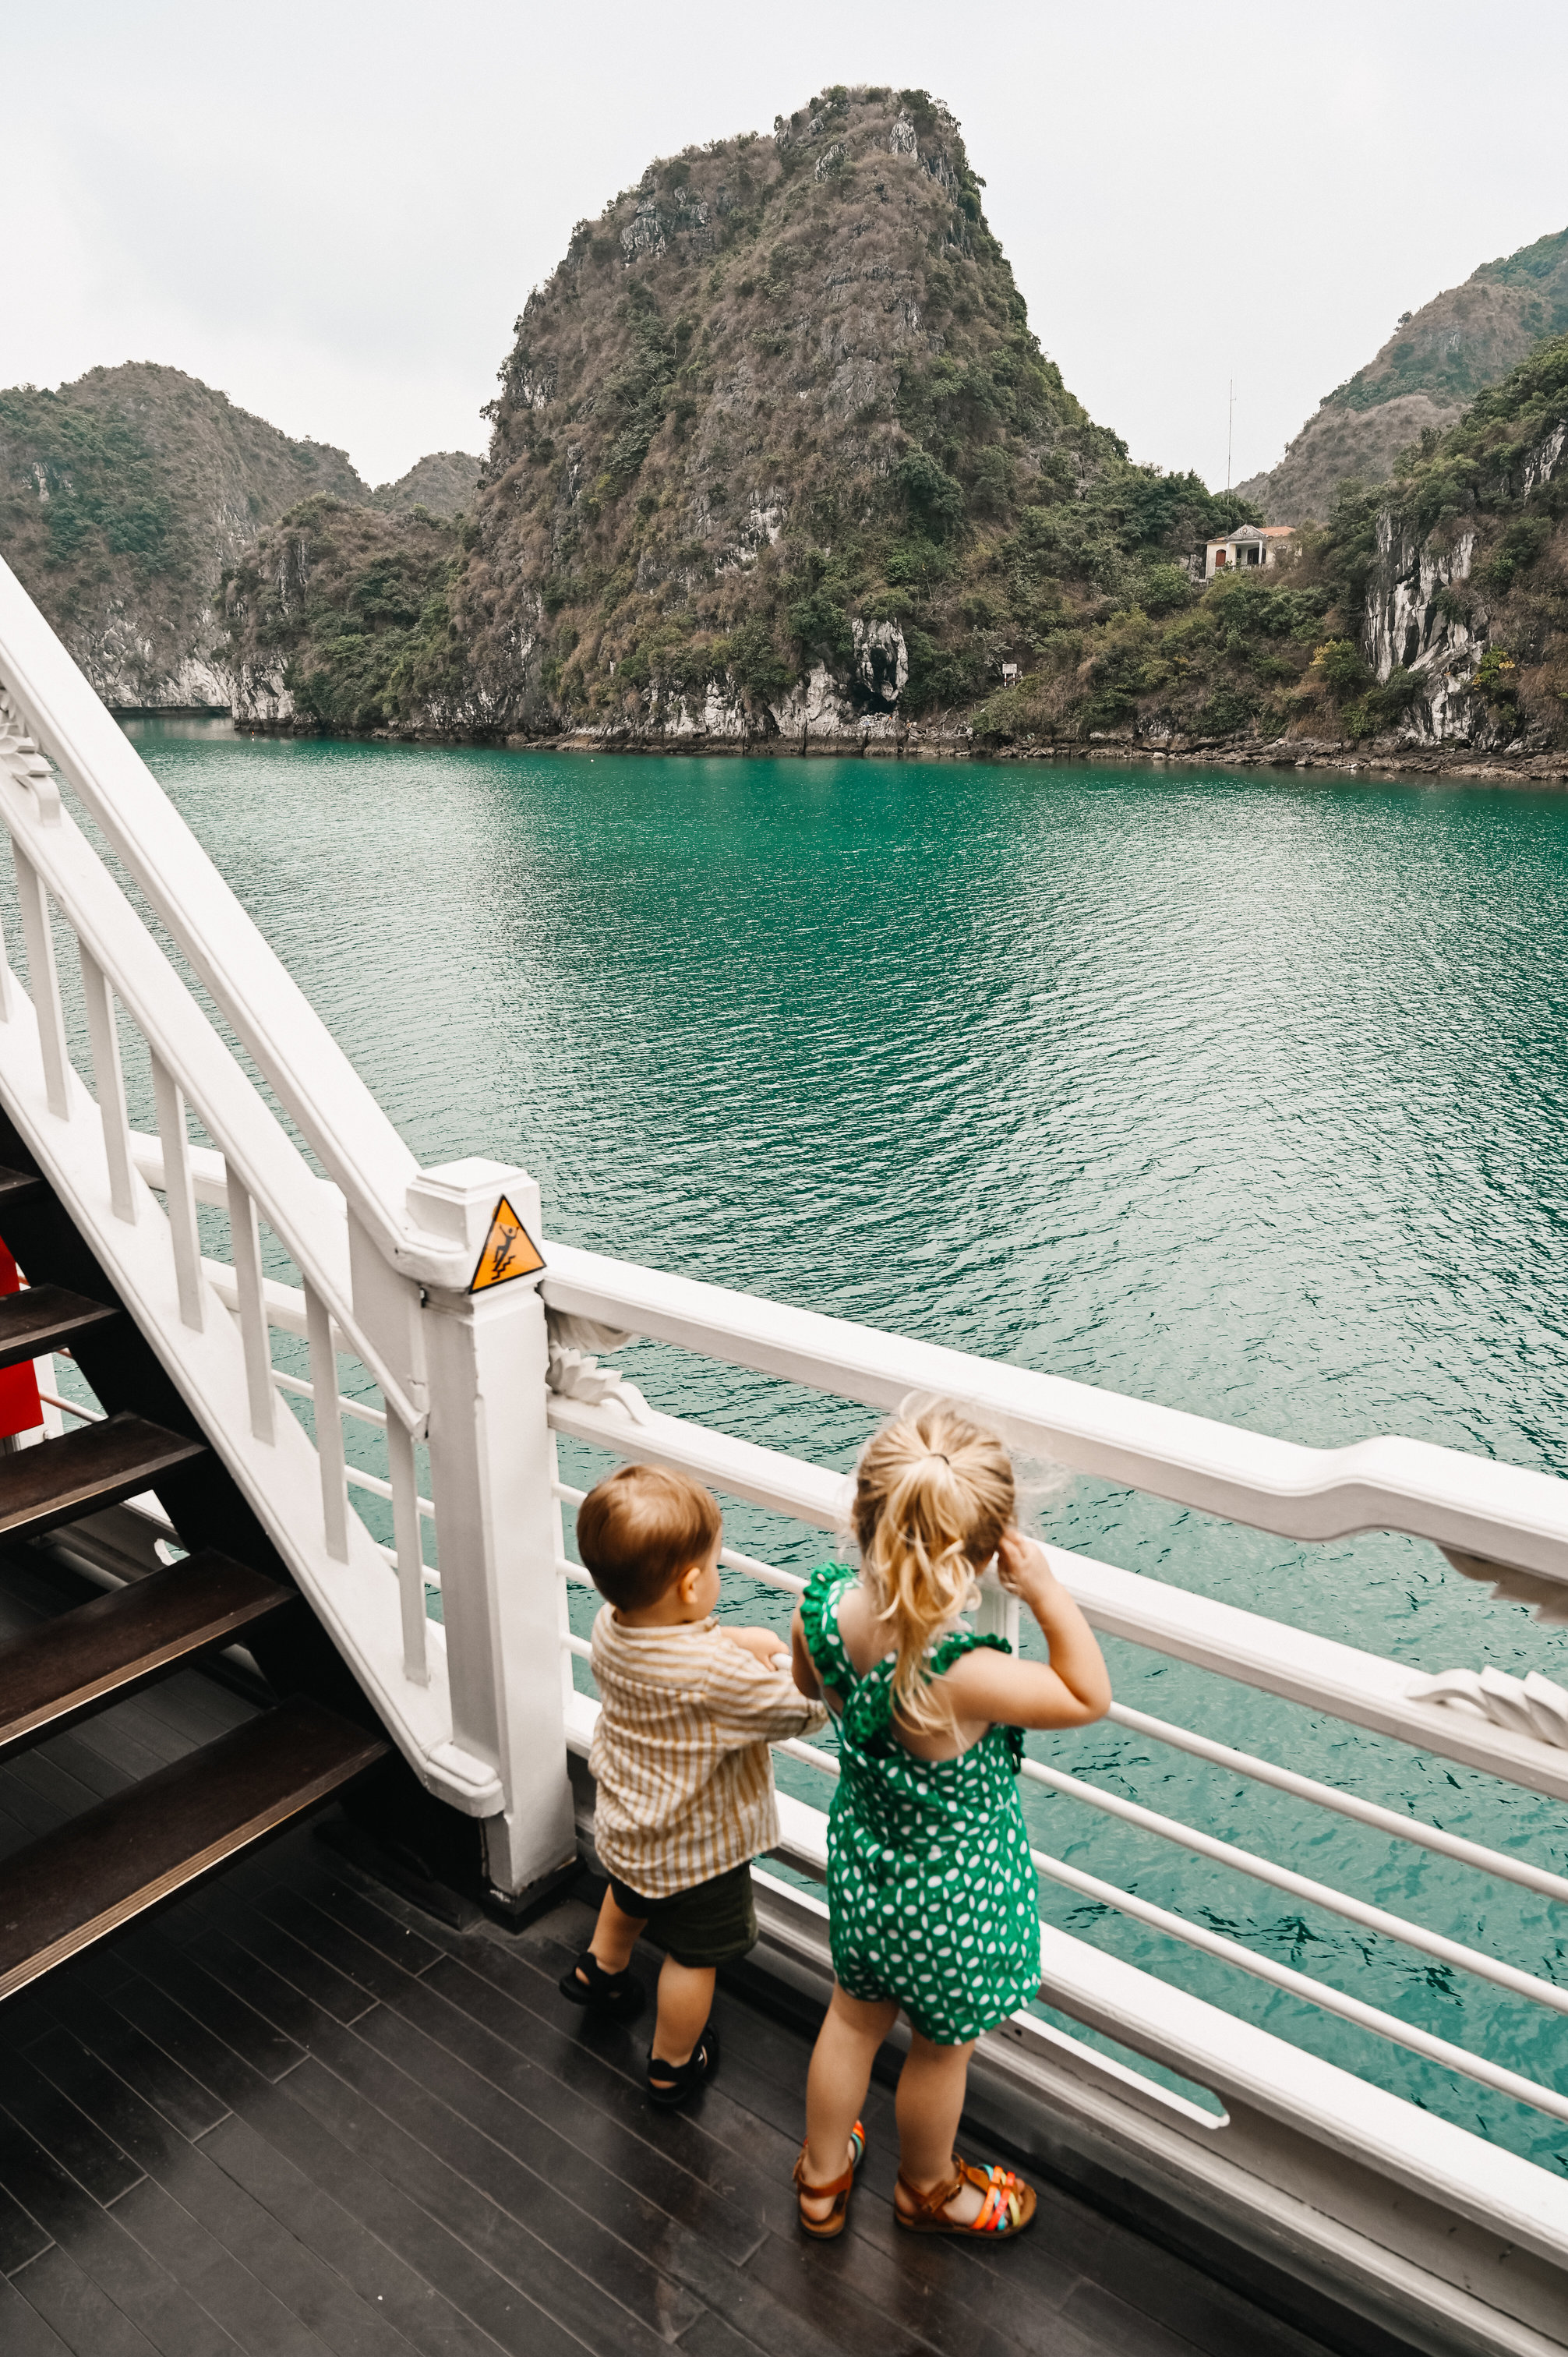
800,1564,1041,2047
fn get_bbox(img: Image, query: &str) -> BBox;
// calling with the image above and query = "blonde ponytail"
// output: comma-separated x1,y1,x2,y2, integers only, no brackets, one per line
853,1399,1015,1735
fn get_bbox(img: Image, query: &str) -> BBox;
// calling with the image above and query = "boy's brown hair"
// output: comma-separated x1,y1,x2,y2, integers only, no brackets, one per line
575,1463,722,1613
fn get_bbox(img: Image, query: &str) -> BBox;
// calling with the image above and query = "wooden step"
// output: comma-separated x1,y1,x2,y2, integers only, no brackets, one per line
0,1698,388,1999
0,1412,205,1542
0,1552,290,1763
0,1281,120,1372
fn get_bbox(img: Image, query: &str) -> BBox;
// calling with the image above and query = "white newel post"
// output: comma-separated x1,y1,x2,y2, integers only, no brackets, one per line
406,1157,577,1906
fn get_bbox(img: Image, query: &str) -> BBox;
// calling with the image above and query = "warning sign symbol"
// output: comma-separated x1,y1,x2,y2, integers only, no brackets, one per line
468,1196,546,1293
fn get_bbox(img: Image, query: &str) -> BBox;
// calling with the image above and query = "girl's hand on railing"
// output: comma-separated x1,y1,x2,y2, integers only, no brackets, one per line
993,1528,1113,1723
994,1528,1060,1608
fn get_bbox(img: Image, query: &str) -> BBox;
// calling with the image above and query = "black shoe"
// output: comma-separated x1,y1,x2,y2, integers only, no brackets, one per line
558,1950,647,2023
647,2020,720,2110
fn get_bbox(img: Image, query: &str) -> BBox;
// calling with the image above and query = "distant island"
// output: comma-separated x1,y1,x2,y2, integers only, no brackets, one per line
3,89,1566,774
1238,228,1568,524
0,361,476,709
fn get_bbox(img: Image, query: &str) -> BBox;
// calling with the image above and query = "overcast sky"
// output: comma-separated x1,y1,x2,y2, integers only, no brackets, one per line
5,1,1566,491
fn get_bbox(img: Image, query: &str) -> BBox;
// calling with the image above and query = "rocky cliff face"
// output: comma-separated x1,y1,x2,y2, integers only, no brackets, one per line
453,82,1130,742
1361,388,1568,752
1239,228,1568,524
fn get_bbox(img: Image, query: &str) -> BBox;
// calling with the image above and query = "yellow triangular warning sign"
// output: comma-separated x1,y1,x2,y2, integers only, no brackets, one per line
469,1196,546,1292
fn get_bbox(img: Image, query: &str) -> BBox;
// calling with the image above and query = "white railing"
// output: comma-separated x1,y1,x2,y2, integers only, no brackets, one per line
5,555,1568,2348
546,1416,1568,2002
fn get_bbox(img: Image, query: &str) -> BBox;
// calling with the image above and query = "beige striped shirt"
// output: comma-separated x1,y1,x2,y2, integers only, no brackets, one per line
588,1607,828,1899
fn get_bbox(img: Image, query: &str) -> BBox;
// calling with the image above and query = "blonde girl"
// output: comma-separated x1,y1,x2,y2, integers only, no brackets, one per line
788,1400,1110,2240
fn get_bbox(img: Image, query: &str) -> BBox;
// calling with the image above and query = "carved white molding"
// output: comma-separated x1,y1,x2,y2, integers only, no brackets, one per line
1408,1665,1568,1750
545,1309,650,1423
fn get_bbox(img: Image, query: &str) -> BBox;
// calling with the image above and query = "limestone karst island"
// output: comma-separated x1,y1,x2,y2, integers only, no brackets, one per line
5,84,1568,776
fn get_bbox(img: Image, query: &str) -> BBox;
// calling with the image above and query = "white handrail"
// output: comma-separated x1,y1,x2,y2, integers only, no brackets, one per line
1106,1701,1568,1911
540,1239,1568,1598
1017,1754,1568,2020
0,754,423,1422
548,1388,1568,1804
1026,1839,1568,2128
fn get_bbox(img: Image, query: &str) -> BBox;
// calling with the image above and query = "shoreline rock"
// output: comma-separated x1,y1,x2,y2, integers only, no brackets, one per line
220,712,1568,785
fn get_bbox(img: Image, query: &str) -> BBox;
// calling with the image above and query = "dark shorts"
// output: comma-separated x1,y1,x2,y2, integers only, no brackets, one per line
608,1861,758,1968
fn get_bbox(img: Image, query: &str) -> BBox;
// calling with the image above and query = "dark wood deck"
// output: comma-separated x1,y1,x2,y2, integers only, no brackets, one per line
0,1549,1385,2357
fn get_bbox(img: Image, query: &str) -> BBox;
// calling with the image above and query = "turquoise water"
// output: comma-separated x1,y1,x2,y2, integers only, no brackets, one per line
122,722,1568,2167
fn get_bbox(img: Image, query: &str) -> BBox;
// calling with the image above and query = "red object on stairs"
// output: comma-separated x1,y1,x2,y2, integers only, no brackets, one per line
0,1240,44,1440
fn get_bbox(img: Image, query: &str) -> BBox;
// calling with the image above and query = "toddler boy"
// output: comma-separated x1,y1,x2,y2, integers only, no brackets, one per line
560,1461,826,2107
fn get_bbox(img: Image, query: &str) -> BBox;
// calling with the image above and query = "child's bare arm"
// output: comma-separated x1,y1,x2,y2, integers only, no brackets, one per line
720,1624,791,1668
941,1534,1111,1730
789,1606,823,1701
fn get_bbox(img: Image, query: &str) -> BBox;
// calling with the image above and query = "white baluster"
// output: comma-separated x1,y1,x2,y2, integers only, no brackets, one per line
387,1412,429,1685
225,1167,275,1444
552,1433,576,1718
12,845,70,1118
304,1278,349,1562
149,1051,206,1330
78,946,137,1222
0,896,15,1023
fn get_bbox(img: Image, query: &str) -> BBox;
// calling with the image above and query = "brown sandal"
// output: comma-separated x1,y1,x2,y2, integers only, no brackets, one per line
793,2121,867,2239
895,2154,1037,2239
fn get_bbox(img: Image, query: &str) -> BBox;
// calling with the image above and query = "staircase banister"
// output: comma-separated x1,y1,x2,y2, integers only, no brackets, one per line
0,766,429,1422
539,1239,1568,1589
0,555,422,1267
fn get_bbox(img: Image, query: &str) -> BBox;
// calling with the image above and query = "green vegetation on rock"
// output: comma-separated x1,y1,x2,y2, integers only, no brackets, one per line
0,364,373,706
0,362,479,709
221,498,467,733
976,335,1568,755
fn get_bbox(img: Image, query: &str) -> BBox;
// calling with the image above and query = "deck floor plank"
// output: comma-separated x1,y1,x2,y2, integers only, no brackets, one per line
0,2043,146,2209
196,2113,510,2357
0,2111,237,2356
105,2175,344,2357
35,1968,570,2357
0,2163,55,2274
279,2048,708,2352
7,2242,170,2357
0,2268,75,2356
182,1892,384,2027
118,1929,310,2086
348,1963,770,2267
29,1981,234,2143
20,2026,422,2357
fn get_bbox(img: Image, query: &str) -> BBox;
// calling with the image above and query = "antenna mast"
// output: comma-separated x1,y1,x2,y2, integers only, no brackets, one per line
1227,380,1234,490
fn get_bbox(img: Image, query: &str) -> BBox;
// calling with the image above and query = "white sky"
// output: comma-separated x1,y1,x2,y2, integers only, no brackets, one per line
5,0,1566,491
